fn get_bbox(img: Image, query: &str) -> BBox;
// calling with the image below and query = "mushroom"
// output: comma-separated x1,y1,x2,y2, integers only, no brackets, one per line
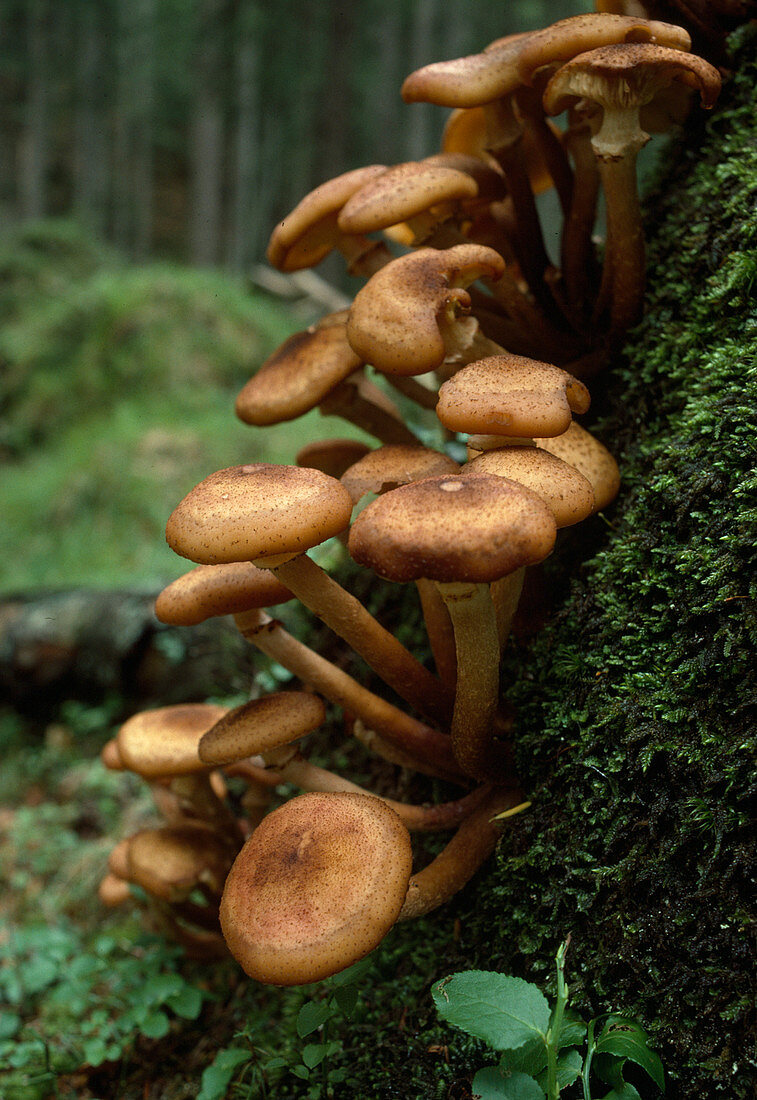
155,561,294,627
267,165,392,278
435,353,591,438
235,318,419,446
219,791,413,985
346,244,506,378
165,463,454,727
542,42,720,338
348,474,557,778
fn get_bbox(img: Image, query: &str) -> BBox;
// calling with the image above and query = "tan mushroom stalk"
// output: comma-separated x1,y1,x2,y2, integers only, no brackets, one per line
233,608,462,783
235,318,418,446
543,42,720,339
349,474,557,779
165,463,454,727
267,164,393,278
398,783,526,919
219,792,413,985
340,443,461,684
154,560,460,781
199,695,489,833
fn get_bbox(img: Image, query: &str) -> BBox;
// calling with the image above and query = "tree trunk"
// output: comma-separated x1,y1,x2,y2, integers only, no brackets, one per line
18,0,49,220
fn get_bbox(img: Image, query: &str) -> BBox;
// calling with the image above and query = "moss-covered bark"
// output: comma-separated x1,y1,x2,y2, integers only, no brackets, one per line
294,26,756,1100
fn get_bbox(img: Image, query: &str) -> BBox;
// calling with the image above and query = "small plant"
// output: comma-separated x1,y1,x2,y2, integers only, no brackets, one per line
432,937,664,1100
197,956,372,1099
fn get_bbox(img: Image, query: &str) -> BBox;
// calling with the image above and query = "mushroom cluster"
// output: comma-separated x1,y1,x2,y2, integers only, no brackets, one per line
104,7,720,985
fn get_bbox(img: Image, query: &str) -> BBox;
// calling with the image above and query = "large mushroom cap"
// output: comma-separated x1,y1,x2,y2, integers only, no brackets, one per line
338,161,478,234
348,473,556,584
464,446,595,527
340,443,460,504
117,703,229,778
165,463,354,565
199,692,327,765
219,792,412,985
127,824,233,901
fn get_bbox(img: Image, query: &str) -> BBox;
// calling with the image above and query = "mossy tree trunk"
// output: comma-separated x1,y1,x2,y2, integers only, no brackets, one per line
322,26,756,1100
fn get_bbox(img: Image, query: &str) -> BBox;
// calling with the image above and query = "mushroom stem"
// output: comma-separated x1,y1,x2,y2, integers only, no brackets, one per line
253,746,488,832
398,784,525,919
270,553,454,727
416,577,458,685
233,609,462,781
435,581,505,779
594,151,646,338
319,374,421,445
491,566,526,648
561,111,601,320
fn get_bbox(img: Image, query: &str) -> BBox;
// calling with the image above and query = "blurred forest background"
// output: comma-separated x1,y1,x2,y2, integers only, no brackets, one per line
1,0,587,268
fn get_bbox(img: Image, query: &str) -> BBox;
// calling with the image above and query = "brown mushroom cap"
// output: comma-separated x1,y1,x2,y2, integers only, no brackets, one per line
338,161,478,235
266,165,387,271
98,873,131,907
155,562,294,626
295,438,372,479
340,444,460,504
435,354,591,437
127,824,233,902
219,791,413,985
464,446,595,527
235,323,363,427
165,464,354,566
516,13,692,85
536,421,620,512
401,33,526,107
348,474,557,584
117,703,229,778
346,244,505,376
199,692,326,765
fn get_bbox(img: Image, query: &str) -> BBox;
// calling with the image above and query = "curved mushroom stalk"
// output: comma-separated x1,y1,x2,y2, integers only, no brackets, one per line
398,784,527,920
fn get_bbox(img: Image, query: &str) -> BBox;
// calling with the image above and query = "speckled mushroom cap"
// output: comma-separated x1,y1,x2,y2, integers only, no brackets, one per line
516,13,692,85
536,421,620,512
199,692,326,765
463,445,595,527
117,703,229,778
165,464,354,565
348,474,556,584
219,791,413,985
346,244,505,376
127,824,233,902
266,165,387,271
337,161,478,234
235,323,363,426
155,563,294,626
340,444,460,504
435,354,590,437
401,33,526,107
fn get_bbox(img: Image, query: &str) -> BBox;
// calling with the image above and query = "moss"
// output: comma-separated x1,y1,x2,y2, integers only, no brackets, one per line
269,26,757,1100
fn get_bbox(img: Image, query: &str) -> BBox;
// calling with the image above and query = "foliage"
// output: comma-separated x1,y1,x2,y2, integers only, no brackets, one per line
433,940,664,1099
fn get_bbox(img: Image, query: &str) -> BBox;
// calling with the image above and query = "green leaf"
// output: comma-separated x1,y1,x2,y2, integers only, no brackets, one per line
499,1036,547,1077
594,1052,627,1089
297,999,335,1037
472,1067,546,1099
333,983,358,1016
329,956,372,986
536,1048,583,1092
599,1085,643,1100
21,957,59,994
594,1017,665,1092
433,972,551,1051
291,1064,310,1080
197,1047,252,1100
557,1008,587,1050
139,1011,170,1039
167,983,204,1019
302,1043,328,1069
82,1037,108,1067
0,1011,21,1040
